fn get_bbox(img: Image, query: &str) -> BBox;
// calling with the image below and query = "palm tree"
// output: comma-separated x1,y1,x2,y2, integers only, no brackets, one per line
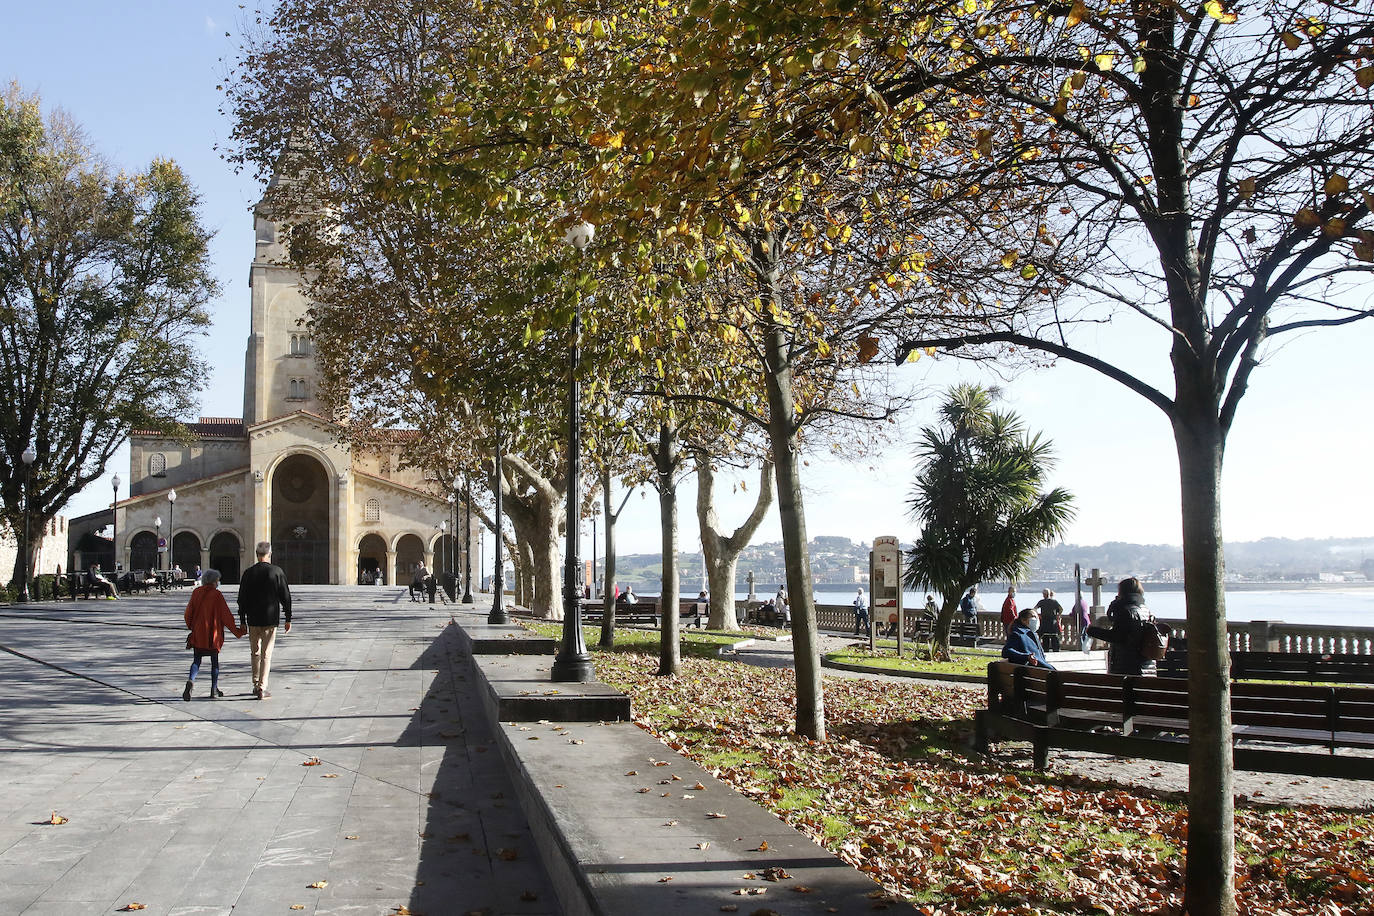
904,384,1075,660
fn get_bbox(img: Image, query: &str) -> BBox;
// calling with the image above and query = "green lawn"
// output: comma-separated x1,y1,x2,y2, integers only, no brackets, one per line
826,643,1001,677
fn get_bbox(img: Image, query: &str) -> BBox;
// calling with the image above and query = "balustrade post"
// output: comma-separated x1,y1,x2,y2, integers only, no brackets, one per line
1248,620,1281,653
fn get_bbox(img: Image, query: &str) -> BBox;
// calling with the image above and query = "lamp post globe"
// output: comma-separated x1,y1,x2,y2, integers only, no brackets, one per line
167,489,177,573
19,446,36,602
112,474,121,575
551,220,595,683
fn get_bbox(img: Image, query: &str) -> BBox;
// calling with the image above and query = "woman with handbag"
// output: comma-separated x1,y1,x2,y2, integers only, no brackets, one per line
1086,577,1154,675
182,569,246,701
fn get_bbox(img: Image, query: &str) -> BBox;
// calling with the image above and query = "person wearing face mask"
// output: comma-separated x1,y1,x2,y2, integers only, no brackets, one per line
1002,607,1055,669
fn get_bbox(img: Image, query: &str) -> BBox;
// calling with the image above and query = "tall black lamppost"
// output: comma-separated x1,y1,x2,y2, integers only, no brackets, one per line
462,477,474,604
19,445,36,602
167,488,177,572
155,515,162,572
487,440,508,624
111,473,121,574
446,491,456,597
551,221,594,683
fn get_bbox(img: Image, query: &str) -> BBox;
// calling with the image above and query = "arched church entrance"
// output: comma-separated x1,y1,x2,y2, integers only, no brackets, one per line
395,534,425,585
130,531,157,572
358,533,387,584
172,532,201,574
209,532,242,584
271,453,331,584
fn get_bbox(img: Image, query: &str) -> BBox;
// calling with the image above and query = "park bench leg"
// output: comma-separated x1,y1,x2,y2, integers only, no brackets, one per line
973,711,990,754
1032,734,1050,771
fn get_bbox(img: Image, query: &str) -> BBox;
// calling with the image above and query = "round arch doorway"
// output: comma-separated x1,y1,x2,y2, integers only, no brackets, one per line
271,453,331,584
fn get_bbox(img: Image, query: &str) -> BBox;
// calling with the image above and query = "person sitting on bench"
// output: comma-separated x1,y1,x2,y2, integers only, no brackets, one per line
615,586,637,610
410,564,430,601
89,564,119,600
1002,607,1053,669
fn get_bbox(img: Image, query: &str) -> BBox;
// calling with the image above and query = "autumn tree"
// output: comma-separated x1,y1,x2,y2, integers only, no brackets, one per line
0,86,216,590
868,3,1374,911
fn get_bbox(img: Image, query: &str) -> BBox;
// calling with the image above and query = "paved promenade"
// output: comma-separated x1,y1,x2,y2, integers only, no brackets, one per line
0,586,557,916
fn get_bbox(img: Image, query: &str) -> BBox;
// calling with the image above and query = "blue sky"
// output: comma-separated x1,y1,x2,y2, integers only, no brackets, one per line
5,2,1372,562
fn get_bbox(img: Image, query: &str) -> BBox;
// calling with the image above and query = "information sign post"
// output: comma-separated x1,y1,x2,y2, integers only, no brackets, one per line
871,536,903,656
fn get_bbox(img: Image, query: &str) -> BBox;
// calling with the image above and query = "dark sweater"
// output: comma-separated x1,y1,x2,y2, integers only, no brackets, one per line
237,561,293,628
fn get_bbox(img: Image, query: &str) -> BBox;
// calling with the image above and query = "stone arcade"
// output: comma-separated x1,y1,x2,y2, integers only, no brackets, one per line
69,180,470,585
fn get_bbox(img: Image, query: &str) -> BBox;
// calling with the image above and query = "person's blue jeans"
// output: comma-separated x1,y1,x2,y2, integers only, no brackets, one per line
188,649,220,689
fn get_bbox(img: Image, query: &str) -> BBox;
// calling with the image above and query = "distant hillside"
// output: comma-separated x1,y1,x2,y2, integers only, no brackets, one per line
600,535,1374,592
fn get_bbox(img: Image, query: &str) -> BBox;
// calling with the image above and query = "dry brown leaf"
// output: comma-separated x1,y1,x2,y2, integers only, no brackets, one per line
693,782,707,790
706,812,727,818
48,812,68,825
344,834,359,840
117,906,147,913
658,875,674,882
752,840,770,852
322,773,339,778
301,757,322,767
290,906,304,911
308,880,328,889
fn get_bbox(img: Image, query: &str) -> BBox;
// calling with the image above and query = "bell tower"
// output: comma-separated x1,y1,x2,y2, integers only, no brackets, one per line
242,167,321,425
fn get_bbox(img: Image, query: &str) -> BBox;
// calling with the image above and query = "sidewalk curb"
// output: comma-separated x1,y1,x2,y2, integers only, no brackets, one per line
821,655,986,685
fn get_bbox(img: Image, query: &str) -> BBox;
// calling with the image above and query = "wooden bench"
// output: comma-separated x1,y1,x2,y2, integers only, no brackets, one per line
580,600,661,627
975,660,1374,779
1158,650,1374,684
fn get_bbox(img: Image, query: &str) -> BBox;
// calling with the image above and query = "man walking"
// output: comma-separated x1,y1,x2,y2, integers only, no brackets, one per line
237,541,292,700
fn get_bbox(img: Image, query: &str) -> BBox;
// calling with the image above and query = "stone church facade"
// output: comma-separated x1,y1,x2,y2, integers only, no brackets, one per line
69,187,466,585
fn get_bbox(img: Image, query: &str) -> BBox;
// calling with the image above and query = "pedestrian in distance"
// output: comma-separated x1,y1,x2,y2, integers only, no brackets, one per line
1086,577,1153,675
959,586,979,622
181,569,245,701
1001,585,1018,637
237,541,292,700
1003,607,1055,669
89,564,119,599
852,586,869,635
1034,588,1064,652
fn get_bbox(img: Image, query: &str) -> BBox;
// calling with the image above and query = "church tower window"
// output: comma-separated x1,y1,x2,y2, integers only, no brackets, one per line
364,498,380,522
217,496,234,522
150,453,167,477
289,334,311,356
287,378,307,400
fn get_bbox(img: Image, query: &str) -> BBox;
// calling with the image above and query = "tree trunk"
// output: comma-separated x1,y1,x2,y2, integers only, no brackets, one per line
1174,408,1235,916
759,296,824,737
599,465,617,648
697,454,774,630
654,422,681,677
931,593,963,662
500,458,564,618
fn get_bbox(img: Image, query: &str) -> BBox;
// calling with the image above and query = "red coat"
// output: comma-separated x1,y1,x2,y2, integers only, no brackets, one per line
1001,594,1018,626
185,586,245,652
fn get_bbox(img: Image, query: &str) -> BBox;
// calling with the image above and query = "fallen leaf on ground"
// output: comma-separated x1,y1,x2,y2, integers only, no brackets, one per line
301,757,322,766
707,812,727,818
752,840,770,852
48,812,68,825
658,875,674,882
308,880,328,888
117,906,146,912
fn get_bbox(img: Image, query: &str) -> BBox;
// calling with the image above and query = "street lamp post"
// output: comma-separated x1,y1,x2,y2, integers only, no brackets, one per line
155,515,162,573
447,491,457,600
19,445,36,602
439,519,449,598
551,221,595,683
487,440,508,625
167,489,177,574
462,477,474,604
111,474,121,574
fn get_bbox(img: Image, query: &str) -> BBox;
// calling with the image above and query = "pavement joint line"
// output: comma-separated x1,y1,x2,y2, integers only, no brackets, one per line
0,634,452,804
0,609,184,630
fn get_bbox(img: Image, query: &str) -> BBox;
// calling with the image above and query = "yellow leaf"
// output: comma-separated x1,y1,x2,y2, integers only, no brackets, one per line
1204,0,1238,23
1323,174,1349,196
630,334,642,352
1358,66,1374,90
308,880,328,889
49,811,68,825
1094,53,1115,71
1000,250,1019,269
1294,208,1321,228
588,131,624,149
1322,217,1347,238
1020,263,1038,279
1065,0,1086,27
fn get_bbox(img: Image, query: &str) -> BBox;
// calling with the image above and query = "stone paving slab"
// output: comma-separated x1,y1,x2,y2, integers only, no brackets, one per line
0,587,560,916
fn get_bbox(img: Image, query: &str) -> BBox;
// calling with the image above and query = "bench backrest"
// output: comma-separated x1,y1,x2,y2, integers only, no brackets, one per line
1335,686,1374,738
988,663,1374,740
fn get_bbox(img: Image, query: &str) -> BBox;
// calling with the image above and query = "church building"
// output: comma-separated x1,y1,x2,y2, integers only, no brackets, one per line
68,184,464,585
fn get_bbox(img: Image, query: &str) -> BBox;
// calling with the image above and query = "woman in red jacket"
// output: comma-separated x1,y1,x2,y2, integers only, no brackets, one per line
182,569,245,701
